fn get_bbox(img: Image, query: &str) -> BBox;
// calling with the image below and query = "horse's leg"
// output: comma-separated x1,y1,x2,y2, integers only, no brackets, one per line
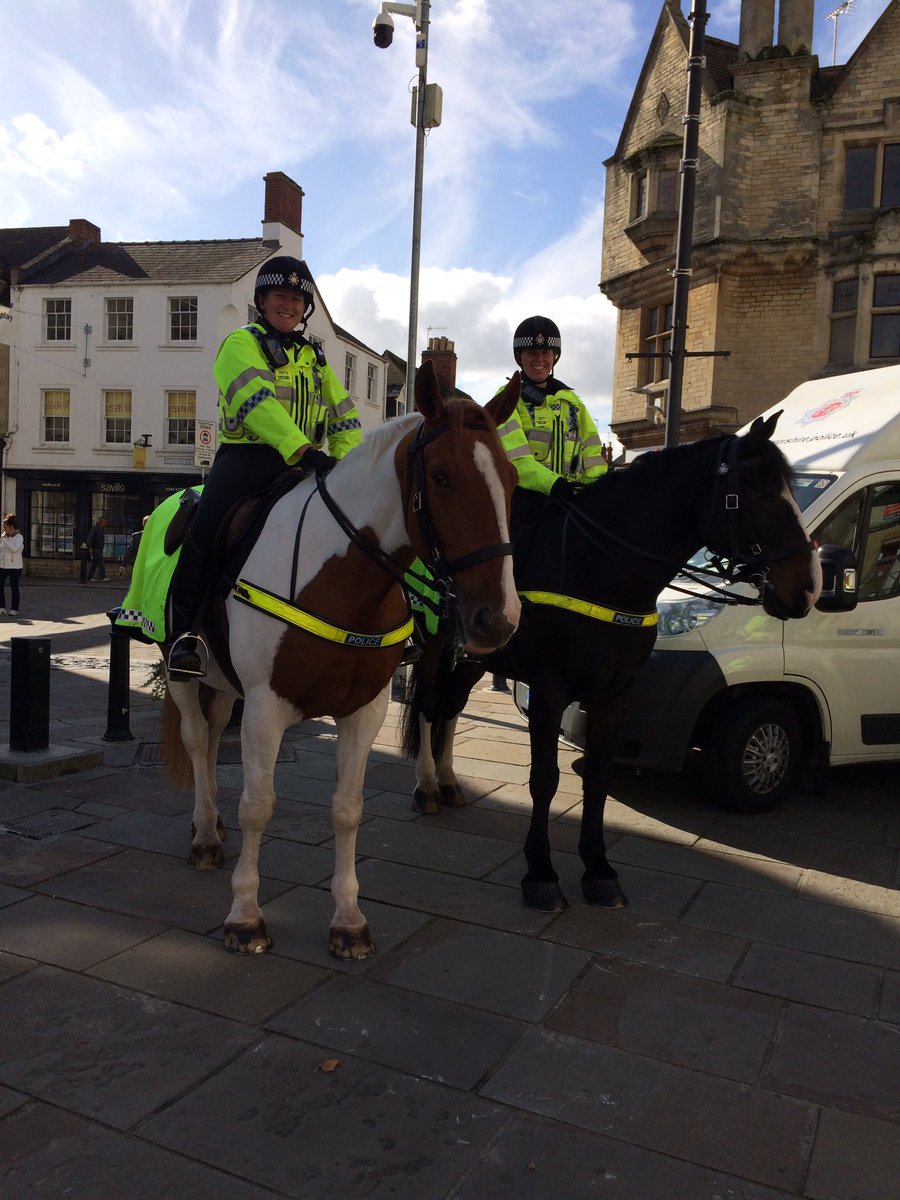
223,692,287,954
168,680,224,872
329,686,390,960
412,709,442,815
189,687,234,867
579,704,628,908
521,684,569,912
436,660,486,807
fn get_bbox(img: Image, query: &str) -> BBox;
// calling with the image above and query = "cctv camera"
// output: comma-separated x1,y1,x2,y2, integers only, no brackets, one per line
373,11,395,48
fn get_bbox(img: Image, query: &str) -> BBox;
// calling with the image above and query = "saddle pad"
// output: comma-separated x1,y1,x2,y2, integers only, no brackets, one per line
116,490,200,643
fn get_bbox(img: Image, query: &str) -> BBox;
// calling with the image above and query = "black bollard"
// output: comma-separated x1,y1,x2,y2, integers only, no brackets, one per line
104,610,133,741
9,637,52,752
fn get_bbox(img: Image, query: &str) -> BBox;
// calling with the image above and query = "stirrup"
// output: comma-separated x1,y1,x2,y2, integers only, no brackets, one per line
167,632,210,681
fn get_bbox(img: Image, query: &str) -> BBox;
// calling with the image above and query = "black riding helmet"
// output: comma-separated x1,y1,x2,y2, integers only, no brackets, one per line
513,315,562,367
254,256,316,329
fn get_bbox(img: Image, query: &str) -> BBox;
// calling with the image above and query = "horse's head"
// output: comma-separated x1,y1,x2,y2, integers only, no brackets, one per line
399,362,521,651
706,412,821,620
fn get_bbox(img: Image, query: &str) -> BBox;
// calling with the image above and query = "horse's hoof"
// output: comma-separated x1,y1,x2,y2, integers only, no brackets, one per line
438,783,466,808
329,924,376,960
582,877,628,908
412,788,440,815
224,921,272,954
188,843,224,870
521,880,569,912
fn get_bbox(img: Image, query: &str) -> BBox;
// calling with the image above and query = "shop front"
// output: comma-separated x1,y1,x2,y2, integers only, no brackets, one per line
7,468,203,577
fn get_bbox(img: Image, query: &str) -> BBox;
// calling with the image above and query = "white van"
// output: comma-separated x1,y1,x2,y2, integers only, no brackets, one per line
519,363,900,812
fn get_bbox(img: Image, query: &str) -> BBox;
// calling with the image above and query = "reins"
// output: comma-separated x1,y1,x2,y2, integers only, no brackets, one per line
550,435,813,609
234,415,513,643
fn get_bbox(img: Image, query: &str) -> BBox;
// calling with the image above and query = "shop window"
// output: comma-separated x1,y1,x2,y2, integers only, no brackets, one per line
105,296,133,341
870,274,900,359
843,142,900,210
167,390,196,445
30,491,76,559
43,388,70,442
828,277,858,366
104,389,132,444
168,296,197,342
44,298,71,342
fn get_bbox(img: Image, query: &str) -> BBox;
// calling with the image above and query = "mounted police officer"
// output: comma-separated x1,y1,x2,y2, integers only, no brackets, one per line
497,316,607,498
167,255,362,680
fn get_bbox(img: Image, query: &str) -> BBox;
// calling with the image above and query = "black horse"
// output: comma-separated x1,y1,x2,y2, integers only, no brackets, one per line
400,413,821,913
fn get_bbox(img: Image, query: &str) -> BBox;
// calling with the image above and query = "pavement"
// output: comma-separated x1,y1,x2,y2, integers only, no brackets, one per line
0,579,898,1200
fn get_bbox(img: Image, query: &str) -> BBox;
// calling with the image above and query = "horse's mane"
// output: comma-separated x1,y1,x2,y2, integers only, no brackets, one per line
586,432,793,495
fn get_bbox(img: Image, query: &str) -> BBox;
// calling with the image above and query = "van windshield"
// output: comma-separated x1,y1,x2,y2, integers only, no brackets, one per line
682,472,838,571
791,472,838,513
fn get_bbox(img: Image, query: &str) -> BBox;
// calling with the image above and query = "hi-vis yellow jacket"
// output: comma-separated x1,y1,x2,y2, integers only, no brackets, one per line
497,377,608,494
215,324,362,464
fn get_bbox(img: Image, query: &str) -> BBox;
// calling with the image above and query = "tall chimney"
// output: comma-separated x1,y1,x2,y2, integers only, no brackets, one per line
777,0,814,53
421,337,457,395
262,172,303,239
739,0,776,59
68,219,101,244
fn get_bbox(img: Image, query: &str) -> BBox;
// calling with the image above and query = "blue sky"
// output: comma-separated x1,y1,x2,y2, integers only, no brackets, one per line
0,0,885,435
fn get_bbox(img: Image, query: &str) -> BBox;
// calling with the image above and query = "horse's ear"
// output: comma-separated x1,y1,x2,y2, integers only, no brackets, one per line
485,371,521,426
745,409,782,445
414,359,447,425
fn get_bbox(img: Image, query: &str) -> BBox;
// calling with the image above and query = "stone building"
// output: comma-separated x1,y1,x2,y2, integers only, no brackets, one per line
601,0,900,449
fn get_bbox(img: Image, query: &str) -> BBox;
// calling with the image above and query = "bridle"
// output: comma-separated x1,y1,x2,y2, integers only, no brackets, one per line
555,434,813,607
310,417,512,620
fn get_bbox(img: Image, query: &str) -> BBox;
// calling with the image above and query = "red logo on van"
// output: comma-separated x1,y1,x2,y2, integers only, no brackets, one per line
798,389,860,425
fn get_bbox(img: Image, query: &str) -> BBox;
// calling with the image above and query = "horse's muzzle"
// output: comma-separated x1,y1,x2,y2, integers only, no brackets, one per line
461,605,519,653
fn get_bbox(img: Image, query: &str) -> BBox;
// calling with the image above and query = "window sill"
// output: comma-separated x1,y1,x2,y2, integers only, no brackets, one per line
95,343,138,350
158,343,202,351
33,445,76,453
92,445,135,454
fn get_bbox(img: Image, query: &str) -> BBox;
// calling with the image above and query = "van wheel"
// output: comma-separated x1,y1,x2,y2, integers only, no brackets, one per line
701,698,803,814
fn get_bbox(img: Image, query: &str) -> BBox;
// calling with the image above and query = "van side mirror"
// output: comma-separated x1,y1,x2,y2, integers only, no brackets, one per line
815,543,858,612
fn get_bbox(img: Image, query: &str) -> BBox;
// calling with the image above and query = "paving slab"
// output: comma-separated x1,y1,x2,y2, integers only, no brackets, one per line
609,832,804,892
368,917,589,1020
0,1101,278,1200
805,1106,900,1200
0,966,257,1129
734,942,882,1018
0,828,120,887
267,973,525,1088
454,1111,798,1200
481,1026,818,1193
0,893,164,969
88,928,331,1023
548,955,782,1082
138,1032,509,1200
351,813,520,878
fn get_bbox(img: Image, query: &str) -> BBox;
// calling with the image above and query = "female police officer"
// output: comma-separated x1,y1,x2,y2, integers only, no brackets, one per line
167,256,362,679
497,315,607,498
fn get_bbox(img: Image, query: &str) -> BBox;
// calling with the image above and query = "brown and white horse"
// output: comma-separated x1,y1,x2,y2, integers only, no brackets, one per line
163,363,520,958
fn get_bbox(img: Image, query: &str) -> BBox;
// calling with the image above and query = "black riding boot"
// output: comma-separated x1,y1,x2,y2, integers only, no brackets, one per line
167,532,212,680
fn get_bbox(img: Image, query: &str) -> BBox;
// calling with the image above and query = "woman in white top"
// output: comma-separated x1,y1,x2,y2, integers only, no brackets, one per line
0,513,24,616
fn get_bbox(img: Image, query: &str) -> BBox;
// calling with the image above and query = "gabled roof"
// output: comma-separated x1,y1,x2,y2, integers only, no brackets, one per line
332,322,382,359
20,238,272,286
0,225,72,270
608,3,737,164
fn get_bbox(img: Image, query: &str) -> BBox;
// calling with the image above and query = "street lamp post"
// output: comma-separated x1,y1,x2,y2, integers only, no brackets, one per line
373,0,437,412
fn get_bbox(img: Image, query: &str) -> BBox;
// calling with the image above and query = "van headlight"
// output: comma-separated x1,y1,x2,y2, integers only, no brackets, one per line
656,596,725,637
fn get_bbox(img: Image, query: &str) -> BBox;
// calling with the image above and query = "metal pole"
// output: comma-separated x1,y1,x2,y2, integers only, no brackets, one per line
665,0,709,449
104,610,133,741
404,0,429,412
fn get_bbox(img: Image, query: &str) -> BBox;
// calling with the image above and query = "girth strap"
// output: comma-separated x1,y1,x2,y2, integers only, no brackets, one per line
520,589,658,628
233,579,414,648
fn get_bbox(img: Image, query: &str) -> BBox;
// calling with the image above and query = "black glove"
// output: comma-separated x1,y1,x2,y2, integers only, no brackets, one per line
550,476,578,501
301,449,338,476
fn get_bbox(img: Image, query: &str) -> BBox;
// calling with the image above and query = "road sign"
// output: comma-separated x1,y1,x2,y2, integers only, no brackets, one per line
194,419,217,468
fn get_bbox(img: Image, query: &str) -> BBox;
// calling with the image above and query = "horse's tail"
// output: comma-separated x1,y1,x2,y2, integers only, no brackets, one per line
161,687,194,788
399,662,423,760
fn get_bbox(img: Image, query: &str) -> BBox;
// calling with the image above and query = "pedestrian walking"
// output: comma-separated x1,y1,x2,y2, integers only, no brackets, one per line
119,515,148,577
0,513,24,616
85,515,108,581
